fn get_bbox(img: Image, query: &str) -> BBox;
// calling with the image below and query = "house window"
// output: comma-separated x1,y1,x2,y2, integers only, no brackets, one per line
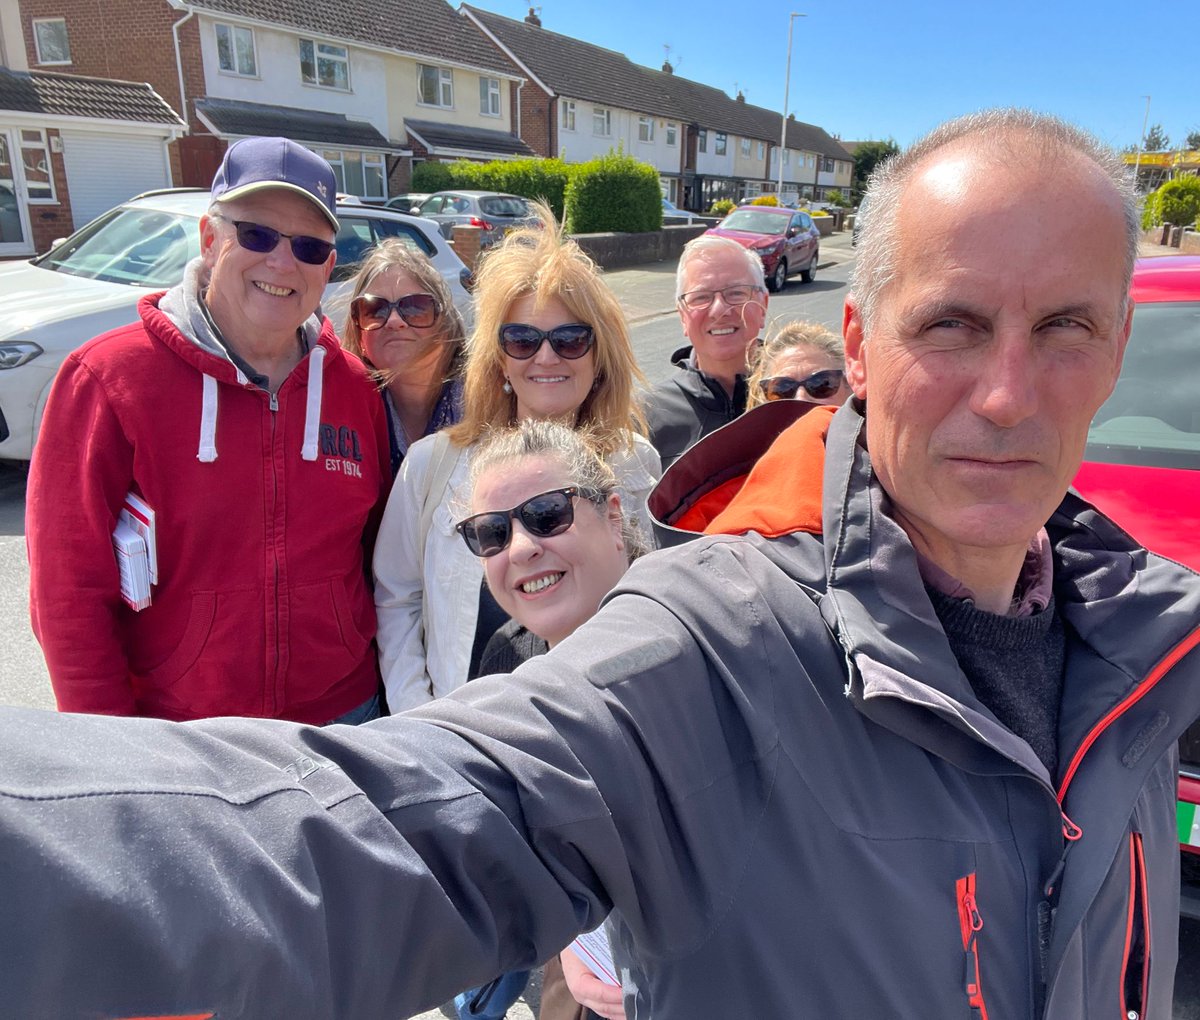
638,116,654,143
299,38,349,90
822,156,835,173
715,133,727,156
757,141,765,159
698,129,707,153
215,23,256,77
782,149,790,165
479,76,501,117
20,129,54,202
561,101,576,131
320,148,385,200
417,65,453,108
740,137,750,157
592,107,611,137
33,18,70,64
666,122,677,146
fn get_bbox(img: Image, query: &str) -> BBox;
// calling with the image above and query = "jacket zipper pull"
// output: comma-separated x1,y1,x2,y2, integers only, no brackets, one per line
269,392,278,412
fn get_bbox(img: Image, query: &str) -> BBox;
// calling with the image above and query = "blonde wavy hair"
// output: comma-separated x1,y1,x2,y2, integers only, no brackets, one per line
447,200,646,456
745,320,844,410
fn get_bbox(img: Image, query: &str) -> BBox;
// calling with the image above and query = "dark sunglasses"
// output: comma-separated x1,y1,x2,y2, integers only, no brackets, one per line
351,292,440,330
498,322,595,360
759,369,845,402
456,486,601,557
218,217,334,266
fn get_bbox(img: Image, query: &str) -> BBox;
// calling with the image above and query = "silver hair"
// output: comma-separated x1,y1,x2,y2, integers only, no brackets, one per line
468,419,649,561
851,108,1139,331
675,233,766,300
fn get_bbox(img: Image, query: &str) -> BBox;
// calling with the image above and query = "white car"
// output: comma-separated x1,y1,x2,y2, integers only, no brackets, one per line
0,188,474,462
662,198,702,225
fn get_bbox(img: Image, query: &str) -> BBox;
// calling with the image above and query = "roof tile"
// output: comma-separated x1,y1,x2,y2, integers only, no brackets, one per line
0,68,183,126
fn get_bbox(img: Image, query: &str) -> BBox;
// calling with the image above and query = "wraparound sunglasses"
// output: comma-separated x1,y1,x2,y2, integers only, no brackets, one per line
498,323,595,360
212,216,334,266
456,486,603,557
351,293,440,330
759,369,845,402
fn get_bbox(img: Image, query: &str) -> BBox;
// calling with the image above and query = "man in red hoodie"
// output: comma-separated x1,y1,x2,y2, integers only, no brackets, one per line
26,138,390,724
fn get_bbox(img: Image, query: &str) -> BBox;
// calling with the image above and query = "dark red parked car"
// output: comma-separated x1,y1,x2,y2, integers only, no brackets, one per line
1072,254,1200,915
704,205,820,292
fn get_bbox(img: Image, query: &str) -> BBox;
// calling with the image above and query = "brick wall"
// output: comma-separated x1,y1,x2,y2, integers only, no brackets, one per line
386,154,412,196
514,82,553,157
21,0,204,128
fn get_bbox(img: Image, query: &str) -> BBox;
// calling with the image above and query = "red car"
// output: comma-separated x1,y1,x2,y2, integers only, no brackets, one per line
1072,254,1200,915
704,205,820,292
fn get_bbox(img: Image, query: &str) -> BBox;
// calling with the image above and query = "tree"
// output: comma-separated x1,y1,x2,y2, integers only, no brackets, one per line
1186,129,1200,151
1143,123,1170,152
852,139,899,194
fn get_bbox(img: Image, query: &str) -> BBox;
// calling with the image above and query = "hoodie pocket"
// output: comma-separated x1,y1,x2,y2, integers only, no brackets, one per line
1122,832,1151,1020
956,872,990,1020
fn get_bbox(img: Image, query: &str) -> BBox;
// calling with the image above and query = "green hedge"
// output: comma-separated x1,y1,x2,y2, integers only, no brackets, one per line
563,151,662,233
1141,176,1200,229
411,157,570,220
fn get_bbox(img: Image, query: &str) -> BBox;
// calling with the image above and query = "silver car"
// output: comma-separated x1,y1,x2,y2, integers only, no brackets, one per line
0,189,474,462
416,190,538,249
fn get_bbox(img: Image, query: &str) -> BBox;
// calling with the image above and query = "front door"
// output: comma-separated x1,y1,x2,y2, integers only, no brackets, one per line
0,130,34,257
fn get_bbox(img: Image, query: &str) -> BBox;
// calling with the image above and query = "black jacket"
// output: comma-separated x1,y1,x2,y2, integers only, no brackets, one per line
644,344,749,469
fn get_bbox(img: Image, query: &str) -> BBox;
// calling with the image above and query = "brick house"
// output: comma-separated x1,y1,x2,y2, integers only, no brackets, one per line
9,0,529,207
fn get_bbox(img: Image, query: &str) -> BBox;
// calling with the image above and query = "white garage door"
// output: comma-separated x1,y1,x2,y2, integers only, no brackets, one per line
61,131,171,227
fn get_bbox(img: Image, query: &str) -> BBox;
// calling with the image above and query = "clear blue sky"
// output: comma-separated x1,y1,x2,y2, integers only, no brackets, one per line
481,0,1198,151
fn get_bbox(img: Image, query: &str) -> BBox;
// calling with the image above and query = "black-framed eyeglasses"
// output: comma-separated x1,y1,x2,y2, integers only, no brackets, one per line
498,322,595,360
759,369,845,402
677,284,763,311
212,215,334,266
456,486,602,557
351,292,440,330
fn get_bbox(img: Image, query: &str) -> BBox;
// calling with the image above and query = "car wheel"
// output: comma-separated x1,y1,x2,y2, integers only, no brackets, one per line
801,251,818,283
769,258,787,292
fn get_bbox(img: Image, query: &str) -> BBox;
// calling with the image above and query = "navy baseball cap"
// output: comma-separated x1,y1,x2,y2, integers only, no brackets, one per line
210,137,339,231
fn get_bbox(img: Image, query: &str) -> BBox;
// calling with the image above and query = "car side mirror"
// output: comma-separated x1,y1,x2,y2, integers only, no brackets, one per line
787,226,799,238
410,206,420,215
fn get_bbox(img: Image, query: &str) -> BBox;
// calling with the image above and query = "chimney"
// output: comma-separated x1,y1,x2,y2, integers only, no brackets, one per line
525,7,541,26
787,113,795,121
736,91,745,103
662,60,673,73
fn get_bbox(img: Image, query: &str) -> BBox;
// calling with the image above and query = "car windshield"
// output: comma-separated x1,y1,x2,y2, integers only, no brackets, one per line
1086,301,1200,468
479,196,530,217
32,206,200,287
720,209,787,235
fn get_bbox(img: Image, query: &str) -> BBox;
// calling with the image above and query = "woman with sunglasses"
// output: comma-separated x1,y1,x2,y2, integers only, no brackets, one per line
372,201,659,719
453,419,642,1020
744,320,850,409
340,239,466,477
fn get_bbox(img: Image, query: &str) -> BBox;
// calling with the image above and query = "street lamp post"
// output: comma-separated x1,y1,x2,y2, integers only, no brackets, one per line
777,12,806,202
1133,95,1151,193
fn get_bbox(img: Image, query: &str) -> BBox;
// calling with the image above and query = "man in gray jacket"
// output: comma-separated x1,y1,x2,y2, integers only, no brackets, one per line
1,109,1197,1019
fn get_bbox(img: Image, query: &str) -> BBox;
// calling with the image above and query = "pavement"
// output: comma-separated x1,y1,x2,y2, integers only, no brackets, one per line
600,228,858,324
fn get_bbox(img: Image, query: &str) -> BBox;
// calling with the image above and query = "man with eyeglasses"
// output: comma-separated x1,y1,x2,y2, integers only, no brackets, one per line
643,235,768,468
4,112,1200,1020
26,136,391,726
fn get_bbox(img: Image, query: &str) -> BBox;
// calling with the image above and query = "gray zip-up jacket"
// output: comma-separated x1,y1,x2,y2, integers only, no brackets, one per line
1,401,1198,1018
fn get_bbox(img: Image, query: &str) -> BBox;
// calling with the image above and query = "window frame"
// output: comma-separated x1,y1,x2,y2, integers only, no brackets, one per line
637,116,654,143
715,132,727,156
299,37,351,91
319,147,386,201
740,137,751,157
758,141,766,159
592,106,612,138
18,128,56,204
666,122,677,146
479,75,501,118
698,129,707,154
560,100,576,132
214,22,257,78
417,64,454,109
32,18,71,65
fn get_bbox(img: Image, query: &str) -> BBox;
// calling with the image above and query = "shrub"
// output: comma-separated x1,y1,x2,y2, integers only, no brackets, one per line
563,150,662,233
1141,190,1163,230
826,189,849,208
708,198,736,217
750,195,780,206
1158,176,1200,228
410,157,571,220
810,210,832,217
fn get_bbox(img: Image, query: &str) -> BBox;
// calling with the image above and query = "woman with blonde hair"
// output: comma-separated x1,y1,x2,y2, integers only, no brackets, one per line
744,319,850,409
372,201,659,717
340,239,466,476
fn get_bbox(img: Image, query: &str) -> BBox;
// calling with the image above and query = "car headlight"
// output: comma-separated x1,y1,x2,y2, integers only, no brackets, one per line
0,342,44,369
